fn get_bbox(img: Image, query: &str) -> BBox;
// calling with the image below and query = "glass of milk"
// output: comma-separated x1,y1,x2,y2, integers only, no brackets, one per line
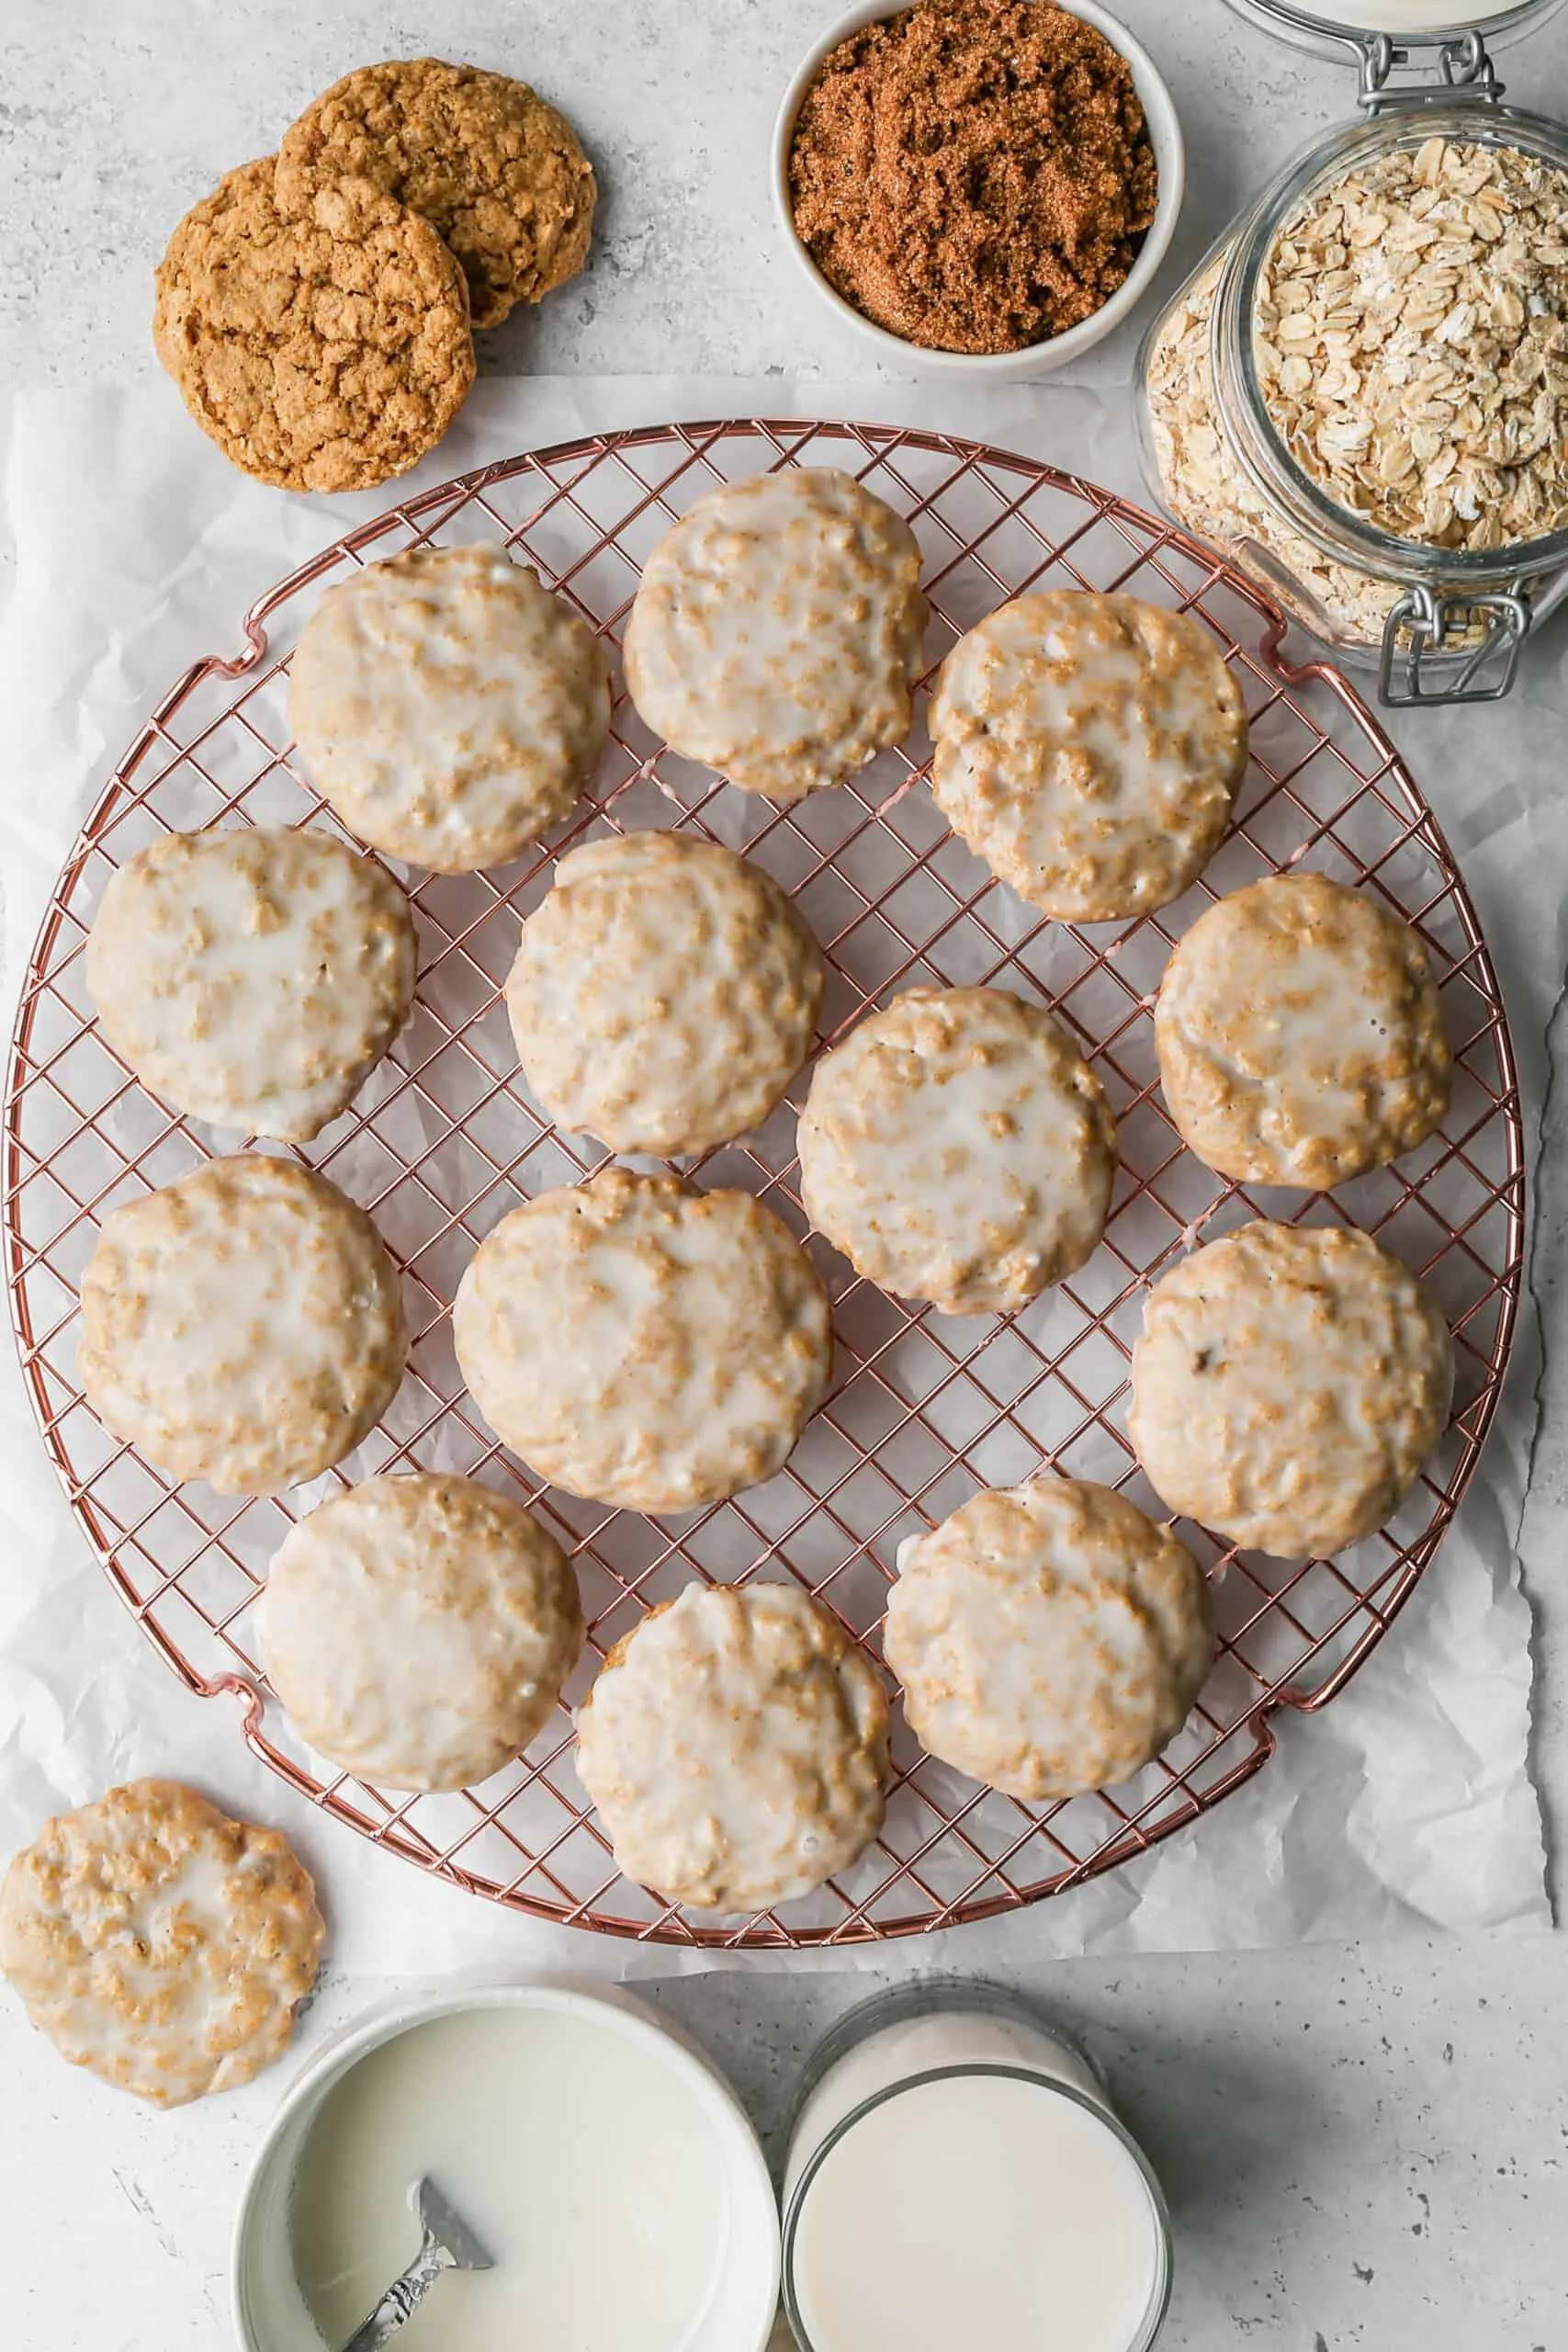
782,1983,1171,2352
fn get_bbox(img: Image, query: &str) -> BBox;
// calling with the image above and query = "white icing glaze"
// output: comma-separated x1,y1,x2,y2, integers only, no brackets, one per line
1155,872,1451,1188
256,1474,584,1793
624,469,928,801
797,987,1115,1315
931,591,1247,922
1128,1220,1454,1558
77,1154,407,1496
507,829,824,1154
885,1476,1213,1800
288,543,610,873
84,824,416,1141
575,1582,890,1912
452,1169,832,1514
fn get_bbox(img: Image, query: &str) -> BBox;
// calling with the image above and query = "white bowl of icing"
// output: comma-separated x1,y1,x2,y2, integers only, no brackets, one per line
232,1981,780,2352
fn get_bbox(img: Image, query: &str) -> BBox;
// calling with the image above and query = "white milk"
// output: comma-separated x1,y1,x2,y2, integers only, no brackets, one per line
288,2004,728,2352
784,1998,1168,2352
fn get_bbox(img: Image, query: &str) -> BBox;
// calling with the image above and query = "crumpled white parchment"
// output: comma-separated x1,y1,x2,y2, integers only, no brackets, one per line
0,376,1551,1993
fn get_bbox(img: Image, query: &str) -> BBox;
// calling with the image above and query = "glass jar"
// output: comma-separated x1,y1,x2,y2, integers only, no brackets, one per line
1134,11,1568,704
780,1983,1172,2352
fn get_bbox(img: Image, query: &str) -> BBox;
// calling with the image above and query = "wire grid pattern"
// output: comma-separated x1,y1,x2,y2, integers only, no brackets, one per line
3,421,1525,1949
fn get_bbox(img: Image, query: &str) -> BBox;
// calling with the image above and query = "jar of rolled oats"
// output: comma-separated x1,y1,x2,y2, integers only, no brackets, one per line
1134,6,1568,704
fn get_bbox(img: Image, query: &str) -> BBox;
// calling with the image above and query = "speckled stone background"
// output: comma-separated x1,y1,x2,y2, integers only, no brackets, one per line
2,4,1567,2347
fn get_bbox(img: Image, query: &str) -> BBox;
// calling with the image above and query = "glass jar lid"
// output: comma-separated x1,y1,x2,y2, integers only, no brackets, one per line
1223,0,1565,58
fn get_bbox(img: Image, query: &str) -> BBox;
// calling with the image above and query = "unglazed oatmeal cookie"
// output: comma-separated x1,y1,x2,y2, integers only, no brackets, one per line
0,1781,323,2107
797,987,1115,1316
153,158,474,492
78,1156,407,1495
85,825,416,1142
1128,1220,1453,1559
289,544,610,872
255,1474,584,1792
276,59,595,328
453,1169,833,1514
623,469,929,801
1156,873,1451,1188
930,591,1248,922
575,1583,890,1912
885,1476,1213,1799
506,831,825,1155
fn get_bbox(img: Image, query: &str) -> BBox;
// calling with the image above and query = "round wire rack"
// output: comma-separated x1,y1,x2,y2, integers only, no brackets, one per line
3,420,1526,1948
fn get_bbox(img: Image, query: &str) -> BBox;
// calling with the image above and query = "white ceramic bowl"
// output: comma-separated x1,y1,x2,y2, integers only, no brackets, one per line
231,1980,781,2352
772,0,1186,380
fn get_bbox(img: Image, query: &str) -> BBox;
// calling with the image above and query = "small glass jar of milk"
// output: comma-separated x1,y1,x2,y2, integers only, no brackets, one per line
782,1983,1172,2352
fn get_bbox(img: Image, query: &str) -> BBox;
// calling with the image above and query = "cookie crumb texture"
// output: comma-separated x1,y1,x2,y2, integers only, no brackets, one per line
886,1477,1214,1800
153,156,475,492
277,58,595,328
0,1781,323,2107
576,1583,891,1912
789,0,1157,356
78,1156,408,1496
1129,1220,1454,1560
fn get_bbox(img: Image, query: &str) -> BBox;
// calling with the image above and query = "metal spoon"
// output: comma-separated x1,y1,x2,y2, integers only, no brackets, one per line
341,2176,495,2351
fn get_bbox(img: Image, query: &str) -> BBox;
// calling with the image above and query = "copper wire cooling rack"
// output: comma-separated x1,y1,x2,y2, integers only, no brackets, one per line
4,421,1526,1948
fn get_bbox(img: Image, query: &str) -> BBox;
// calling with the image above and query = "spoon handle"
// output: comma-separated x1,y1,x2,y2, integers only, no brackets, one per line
341,2231,453,2352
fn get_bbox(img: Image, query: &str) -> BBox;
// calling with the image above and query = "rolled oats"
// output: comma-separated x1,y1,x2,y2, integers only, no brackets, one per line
1145,138,1568,650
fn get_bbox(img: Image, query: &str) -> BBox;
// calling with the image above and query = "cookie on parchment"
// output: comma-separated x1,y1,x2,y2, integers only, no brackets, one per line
289,543,611,872
796,986,1116,1316
1155,872,1452,1189
85,825,416,1143
575,1582,891,1912
452,1168,833,1514
277,59,595,329
0,1780,323,2107
1128,1219,1453,1559
506,830,825,1154
624,468,929,801
885,1476,1213,1801
930,591,1248,922
255,1473,584,1792
78,1155,407,1496
153,157,474,492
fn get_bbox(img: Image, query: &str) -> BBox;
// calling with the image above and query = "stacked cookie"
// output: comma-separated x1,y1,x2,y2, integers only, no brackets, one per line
153,58,594,492
44,460,1465,1943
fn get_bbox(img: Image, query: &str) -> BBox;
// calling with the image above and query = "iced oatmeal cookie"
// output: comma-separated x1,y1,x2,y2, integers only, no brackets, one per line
0,1781,323,2107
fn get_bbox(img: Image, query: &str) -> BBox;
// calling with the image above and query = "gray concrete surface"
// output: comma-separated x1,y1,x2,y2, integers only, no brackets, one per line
2,4,1566,2346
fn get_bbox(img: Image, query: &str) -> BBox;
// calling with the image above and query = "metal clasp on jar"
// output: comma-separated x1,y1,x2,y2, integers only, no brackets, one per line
1378,584,1531,706
1356,30,1505,110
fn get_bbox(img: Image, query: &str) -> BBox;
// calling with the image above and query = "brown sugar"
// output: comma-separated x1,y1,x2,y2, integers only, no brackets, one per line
788,0,1158,356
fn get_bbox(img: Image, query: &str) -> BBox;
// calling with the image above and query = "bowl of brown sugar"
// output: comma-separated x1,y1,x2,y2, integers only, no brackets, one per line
773,0,1184,379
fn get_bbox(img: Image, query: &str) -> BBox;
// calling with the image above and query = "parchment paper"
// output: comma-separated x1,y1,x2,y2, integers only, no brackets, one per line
0,377,1551,1993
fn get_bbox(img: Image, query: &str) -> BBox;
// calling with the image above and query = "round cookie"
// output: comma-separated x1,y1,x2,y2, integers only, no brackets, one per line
452,1168,833,1514
78,1155,407,1496
930,591,1249,922
1155,872,1452,1188
0,1780,322,2108
506,830,825,1155
885,1476,1214,1801
575,1582,890,1912
276,59,595,329
796,987,1116,1316
623,468,930,801
153,157,474,492
1128,1220,1453,1559
85,825,416,1142
255,1473,584,1792
288,544,611,872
